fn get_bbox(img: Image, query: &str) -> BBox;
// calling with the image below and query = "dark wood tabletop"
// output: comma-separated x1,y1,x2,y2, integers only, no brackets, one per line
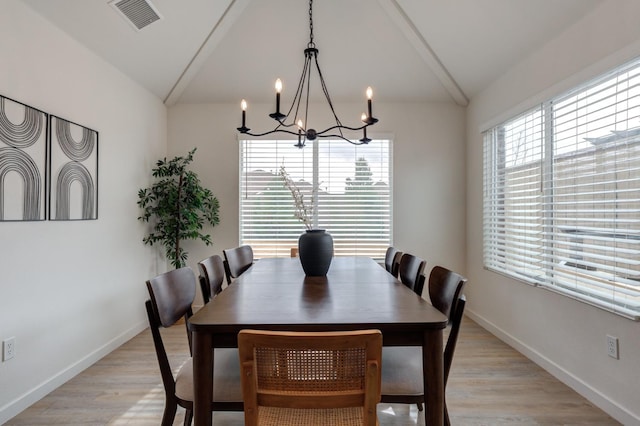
189,256,448,425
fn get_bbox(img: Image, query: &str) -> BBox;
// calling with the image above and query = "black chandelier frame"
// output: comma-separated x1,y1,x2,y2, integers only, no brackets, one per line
237,0,378,147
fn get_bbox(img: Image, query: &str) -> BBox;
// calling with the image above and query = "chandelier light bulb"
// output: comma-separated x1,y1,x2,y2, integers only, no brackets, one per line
270,78,285,121
238,99,249,131
365,87,375,123
361,113,367,122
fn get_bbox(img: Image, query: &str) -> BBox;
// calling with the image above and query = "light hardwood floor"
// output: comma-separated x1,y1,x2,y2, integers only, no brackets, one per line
6,317,618,425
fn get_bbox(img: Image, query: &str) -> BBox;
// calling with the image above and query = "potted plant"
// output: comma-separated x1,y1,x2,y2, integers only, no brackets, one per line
138,148,220,269
279,165,333,276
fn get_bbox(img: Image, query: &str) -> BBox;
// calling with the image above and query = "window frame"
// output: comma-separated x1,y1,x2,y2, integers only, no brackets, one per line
483,57,640,320
239,137,393,260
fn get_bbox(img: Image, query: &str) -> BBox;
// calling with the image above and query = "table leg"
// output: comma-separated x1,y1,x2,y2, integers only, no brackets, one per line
193,331,213,426
423,328,444,425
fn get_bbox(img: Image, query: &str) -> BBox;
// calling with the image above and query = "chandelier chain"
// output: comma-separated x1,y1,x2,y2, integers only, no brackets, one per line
308,0,314,48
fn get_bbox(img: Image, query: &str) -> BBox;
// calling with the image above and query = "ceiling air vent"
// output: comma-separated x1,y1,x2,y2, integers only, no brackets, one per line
109,0,162,31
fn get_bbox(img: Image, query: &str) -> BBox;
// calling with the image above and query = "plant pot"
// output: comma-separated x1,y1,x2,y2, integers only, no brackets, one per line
298,229,333,276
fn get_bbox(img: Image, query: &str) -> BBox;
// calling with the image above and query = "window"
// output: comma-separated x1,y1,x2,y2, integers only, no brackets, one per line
240,139,392,259
483,57,640,319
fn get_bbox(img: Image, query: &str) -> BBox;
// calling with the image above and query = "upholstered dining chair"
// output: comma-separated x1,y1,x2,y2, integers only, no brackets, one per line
145,267,243,426
238,329,383,426
223,245,254,284
381,265,468,426
384,246,403,278
197,254,226,304
397,253,427,296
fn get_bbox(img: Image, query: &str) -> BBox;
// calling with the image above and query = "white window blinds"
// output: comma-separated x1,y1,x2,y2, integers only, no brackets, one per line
240,139,392,259
483,58,640,319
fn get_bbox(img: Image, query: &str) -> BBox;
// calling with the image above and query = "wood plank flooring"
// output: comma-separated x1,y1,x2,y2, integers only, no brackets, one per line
6,317,618,425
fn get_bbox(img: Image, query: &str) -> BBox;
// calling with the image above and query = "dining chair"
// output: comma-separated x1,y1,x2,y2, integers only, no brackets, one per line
197,254,226,304
381,265,468,426
398,253,427,296
145,267,243,426
384,246,403,278
223,245,254,284
237,329,383,426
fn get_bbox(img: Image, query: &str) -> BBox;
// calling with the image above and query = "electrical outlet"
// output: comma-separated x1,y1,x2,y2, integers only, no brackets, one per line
2,337,15,361
606,335,619,359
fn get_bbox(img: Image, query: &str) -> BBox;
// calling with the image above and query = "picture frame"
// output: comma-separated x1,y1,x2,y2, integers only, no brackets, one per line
48,115,99,220
0,94,48,221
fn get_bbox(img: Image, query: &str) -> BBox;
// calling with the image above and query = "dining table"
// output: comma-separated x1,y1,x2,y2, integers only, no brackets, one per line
188,256,448,425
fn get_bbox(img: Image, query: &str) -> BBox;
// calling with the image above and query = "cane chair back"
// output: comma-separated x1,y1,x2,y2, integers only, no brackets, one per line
238,329,382,426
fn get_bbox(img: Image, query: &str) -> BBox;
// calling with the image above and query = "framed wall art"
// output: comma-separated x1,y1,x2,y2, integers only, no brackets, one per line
0,95,47,221
49,115,98,220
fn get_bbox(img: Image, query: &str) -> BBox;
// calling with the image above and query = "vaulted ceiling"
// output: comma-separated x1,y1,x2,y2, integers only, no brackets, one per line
23,0,602,106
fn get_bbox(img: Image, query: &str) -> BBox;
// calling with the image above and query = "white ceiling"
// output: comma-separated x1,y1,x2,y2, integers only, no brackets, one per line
22,0,602,106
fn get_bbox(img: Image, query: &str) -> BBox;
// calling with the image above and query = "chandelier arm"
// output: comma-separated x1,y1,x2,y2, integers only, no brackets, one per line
286,53,311,128
313,54,345,138
277,121,300,129
304,52,313,131
240,129,302,138
315,123,368,136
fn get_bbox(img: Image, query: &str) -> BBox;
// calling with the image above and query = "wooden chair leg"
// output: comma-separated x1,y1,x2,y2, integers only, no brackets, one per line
444,401,451,426
161,400,178,426
183,408,193,426
417,402,423,411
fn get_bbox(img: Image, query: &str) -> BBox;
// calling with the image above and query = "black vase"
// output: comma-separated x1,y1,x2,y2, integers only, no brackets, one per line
298,229,334,276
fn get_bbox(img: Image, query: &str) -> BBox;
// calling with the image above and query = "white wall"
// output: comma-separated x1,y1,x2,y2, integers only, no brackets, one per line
466,1,640,423
0,1,167,422
168,100,466,304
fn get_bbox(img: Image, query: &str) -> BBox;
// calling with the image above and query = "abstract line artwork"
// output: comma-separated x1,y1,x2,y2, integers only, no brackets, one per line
0,95,47,221
49,115,98,220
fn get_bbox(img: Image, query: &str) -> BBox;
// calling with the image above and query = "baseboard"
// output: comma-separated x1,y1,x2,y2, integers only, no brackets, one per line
0,320,148,424
465,309,638,425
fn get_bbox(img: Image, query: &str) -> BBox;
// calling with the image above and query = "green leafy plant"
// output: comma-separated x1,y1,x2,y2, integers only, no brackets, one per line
137,148,220,268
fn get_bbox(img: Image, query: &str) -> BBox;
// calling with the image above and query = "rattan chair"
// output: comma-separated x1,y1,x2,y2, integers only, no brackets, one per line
223,245,254,284
145,267,243,425
238,329,383,426
384,247,403,278
381,265,468,426
397,253,427,296
197,254,226,304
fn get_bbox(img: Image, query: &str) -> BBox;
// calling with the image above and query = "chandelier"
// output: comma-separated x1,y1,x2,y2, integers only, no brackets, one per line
236,0,378,148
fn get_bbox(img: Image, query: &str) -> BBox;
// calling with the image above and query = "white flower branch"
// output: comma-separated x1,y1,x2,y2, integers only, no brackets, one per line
279,165,314,231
